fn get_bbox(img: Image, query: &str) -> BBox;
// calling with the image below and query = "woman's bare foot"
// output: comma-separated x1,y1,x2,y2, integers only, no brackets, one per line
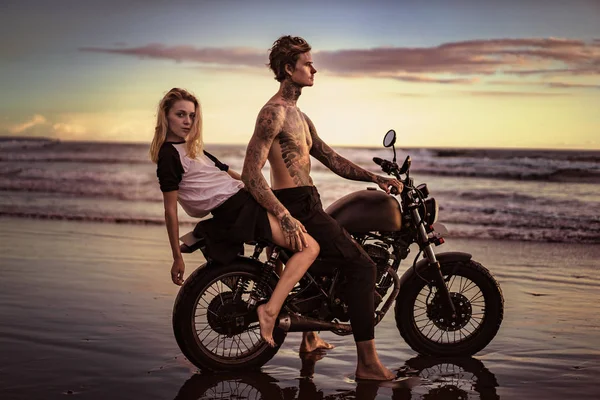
256,304,276,347
355,362,396,381
299,331,335,353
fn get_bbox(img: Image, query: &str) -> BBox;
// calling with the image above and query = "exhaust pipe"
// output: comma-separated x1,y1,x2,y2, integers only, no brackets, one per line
277,313,352,334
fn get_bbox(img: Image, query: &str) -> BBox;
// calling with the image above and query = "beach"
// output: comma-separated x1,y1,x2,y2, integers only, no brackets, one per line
1,217,599,399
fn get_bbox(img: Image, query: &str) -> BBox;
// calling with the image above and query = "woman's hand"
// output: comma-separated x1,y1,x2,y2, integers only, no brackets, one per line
171,257,185,286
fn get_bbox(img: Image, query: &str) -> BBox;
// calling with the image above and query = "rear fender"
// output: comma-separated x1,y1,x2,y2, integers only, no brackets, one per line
398,252,472,288
181,256,265,289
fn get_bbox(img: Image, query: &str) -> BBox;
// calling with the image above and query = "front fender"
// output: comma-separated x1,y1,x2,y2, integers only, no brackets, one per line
398,252,472,288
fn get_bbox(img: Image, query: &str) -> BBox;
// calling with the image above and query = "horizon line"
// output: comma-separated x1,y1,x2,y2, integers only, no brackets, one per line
1,135,598,152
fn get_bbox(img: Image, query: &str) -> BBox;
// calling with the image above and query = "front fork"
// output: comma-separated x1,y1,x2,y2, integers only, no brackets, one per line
410,208,457,318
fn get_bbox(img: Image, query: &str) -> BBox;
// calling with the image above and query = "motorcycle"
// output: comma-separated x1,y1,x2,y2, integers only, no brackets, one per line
172,129,504,372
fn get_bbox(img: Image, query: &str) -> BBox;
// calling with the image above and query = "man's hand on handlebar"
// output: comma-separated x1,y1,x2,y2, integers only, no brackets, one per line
375,176,403,195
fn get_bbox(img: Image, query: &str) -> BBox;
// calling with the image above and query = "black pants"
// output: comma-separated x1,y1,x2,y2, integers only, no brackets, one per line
273,185,377,342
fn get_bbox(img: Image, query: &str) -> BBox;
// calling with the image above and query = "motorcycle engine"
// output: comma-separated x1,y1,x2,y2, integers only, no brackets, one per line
364,243,391,281
328,243,392,323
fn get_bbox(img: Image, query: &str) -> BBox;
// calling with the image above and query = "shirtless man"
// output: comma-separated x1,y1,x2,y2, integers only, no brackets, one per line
241,35,402,380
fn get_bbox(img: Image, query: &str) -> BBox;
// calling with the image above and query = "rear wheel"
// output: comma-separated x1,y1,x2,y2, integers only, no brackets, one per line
395,260,503,356
173,261,286,371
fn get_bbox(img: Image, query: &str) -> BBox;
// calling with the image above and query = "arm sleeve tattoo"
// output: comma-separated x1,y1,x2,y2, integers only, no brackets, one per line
306,114,381,184
241,105,289,219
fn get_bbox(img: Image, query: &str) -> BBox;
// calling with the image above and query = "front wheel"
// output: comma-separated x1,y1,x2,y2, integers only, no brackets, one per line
395,259,503,356
172,260,286,372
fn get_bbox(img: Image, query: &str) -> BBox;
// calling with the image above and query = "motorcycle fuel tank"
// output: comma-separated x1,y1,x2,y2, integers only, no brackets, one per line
325,189,402,233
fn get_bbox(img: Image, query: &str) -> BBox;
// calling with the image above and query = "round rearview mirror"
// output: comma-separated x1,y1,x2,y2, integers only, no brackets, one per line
383,129,396,147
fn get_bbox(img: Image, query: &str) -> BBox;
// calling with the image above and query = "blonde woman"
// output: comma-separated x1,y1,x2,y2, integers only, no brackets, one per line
150,88,320,346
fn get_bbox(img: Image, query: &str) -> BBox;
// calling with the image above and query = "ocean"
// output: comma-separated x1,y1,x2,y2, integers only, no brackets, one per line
2,137,600,399
1,136,599,244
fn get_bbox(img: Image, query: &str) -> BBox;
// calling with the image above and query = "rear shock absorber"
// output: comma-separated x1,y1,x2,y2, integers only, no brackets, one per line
247,246,281,308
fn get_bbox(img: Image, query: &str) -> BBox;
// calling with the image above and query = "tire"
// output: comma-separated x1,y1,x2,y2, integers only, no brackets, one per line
173,260,286,372
395,260,503,356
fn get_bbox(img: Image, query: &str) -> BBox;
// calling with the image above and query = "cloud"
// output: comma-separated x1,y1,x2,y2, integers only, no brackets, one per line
80,43,265,67
80,37,600,92
52,123,87,136
466,91,570,97
384,75,479,84
316,38,600,77
1,110,155,142
502,67,599,76
4,115,88,139
546,82,600,89
392,92,430,97
8,114,47,134
486,79,600,90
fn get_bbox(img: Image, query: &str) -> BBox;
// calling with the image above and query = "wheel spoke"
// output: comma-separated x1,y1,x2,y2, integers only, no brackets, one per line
206,286,220,298
199,296,213,309
237,334,251,352
435,328,445,343
456,276,464,293
204,332,220,349
460,280,477,294
461,324,474,337
199,326,213,341
469,292,484,303
415,298,428,306
424,321,436,339
414,310,427,318
448,274,457,289
218,280,225,298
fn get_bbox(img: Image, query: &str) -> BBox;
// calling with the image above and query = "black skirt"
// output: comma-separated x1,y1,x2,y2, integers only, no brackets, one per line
193,188,272,264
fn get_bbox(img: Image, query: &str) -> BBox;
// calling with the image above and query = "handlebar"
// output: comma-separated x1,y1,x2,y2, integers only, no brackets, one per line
374,157,402,194
373,157,394,172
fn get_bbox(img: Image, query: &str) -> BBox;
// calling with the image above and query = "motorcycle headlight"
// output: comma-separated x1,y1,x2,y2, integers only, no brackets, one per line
420,197,439,225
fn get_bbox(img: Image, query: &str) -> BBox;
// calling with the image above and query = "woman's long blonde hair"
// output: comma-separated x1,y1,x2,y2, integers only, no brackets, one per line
149,88,203,163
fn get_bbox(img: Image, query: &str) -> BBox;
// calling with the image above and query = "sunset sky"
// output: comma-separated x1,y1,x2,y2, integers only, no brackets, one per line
1,0,599,149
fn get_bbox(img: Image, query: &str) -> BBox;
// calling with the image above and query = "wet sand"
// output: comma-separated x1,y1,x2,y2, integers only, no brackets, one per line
1,217,599,399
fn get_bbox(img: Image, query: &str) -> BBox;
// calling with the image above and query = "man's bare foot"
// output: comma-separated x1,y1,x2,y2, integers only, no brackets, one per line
299,331,335,353
355,362,396,381
256,304,276,347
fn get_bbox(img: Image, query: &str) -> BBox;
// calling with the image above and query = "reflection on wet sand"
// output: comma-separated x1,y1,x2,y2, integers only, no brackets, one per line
173,354,499,400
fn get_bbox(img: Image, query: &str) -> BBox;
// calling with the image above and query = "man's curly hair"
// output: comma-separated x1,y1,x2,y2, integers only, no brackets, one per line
268,35,312,82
